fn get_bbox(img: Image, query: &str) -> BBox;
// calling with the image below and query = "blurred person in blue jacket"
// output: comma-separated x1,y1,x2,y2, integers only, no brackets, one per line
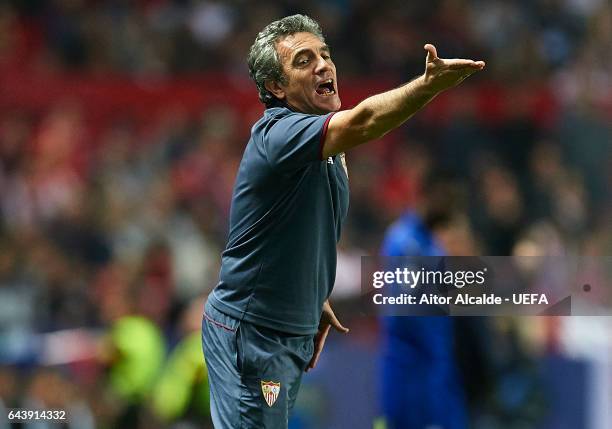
379,172,473,429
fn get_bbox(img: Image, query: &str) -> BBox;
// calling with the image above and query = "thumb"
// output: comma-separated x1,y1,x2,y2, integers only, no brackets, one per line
424,43,438,63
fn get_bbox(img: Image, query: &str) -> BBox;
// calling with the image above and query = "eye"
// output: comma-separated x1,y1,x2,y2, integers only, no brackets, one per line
298,58,309,65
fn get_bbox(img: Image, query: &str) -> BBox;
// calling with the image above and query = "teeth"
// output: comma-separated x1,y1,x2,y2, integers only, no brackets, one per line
316,79,335,96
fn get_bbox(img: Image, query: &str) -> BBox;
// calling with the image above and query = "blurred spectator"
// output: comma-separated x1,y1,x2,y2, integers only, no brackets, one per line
152,296,212,428
22,369,96,429
472,162,525,255
97,279,166,428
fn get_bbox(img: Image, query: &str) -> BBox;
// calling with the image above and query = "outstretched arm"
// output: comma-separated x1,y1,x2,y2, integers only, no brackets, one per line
306,300,349,372
322,44,485,158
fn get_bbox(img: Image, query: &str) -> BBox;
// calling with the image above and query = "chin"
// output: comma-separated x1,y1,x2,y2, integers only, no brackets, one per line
331,96,342,111
317,97,341,114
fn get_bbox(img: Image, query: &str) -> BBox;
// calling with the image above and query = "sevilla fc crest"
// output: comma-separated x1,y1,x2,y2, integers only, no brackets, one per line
261,380,281,407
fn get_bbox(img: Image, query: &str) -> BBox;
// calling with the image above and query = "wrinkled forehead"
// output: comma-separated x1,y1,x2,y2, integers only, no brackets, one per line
275,32,327,63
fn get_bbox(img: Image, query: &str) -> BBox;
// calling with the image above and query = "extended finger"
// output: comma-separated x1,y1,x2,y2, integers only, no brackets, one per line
306,326,330,372
446,59,486,70
329,313,350,333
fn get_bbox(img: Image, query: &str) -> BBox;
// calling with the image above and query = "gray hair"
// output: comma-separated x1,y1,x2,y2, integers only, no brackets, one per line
248,14,325,107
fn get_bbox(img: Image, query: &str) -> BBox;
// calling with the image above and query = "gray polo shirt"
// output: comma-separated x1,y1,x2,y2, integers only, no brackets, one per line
208,106,349,334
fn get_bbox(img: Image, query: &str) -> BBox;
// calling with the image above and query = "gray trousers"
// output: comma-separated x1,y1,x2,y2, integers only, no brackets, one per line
202,300,314,429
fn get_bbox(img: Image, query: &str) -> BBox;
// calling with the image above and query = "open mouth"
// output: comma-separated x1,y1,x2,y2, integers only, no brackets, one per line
316,79,336,96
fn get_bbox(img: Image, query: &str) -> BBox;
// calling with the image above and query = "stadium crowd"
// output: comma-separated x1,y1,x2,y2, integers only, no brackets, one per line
0,0,610,428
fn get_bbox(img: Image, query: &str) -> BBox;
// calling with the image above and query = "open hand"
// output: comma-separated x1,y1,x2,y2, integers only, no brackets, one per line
305,301,349,372
423,44,485,93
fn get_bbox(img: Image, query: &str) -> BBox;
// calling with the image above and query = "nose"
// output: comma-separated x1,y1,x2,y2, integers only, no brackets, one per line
314,55,332,74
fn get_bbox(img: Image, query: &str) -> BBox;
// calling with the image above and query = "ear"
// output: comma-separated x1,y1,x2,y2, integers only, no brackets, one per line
264,80,286,100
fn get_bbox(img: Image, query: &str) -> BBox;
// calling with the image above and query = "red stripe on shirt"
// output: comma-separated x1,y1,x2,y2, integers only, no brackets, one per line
319,112,336,161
